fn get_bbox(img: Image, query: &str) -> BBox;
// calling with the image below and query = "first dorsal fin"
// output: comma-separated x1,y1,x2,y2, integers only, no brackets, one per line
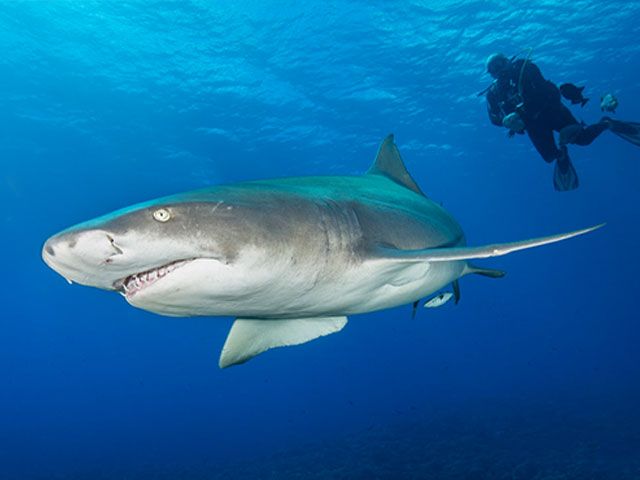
367,134,425,197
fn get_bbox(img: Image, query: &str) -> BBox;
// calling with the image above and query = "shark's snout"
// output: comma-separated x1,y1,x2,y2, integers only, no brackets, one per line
43,229,122,263
42,229,125,289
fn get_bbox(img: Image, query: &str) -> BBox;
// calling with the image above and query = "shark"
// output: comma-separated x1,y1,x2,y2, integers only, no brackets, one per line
42,135,602,368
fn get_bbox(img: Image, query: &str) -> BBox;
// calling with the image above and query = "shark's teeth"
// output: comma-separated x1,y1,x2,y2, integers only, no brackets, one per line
120,259,192,297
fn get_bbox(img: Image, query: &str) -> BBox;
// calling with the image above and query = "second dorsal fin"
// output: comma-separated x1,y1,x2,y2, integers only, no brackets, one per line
367,134,425,197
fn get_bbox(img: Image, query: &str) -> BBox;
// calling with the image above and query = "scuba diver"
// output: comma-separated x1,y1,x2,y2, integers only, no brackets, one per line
482,52,640,191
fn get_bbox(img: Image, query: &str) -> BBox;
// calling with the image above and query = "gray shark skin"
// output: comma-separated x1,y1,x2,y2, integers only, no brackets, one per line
42,135,602,367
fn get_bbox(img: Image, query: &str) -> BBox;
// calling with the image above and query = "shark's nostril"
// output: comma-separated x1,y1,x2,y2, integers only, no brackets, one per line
45,245,55,256
106,234,124,255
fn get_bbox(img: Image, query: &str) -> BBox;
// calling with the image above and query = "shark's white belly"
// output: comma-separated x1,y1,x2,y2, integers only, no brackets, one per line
128,253,466,319
291,258,466,316
342,259,465,314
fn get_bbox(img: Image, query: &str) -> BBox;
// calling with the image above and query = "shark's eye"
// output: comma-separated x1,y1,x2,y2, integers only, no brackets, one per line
153,208,171,223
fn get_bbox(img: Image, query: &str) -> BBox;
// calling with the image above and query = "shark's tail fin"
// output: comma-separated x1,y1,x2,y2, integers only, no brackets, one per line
463,264,506,278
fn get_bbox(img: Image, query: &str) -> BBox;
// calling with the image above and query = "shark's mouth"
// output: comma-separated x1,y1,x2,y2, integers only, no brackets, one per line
115,259,193,297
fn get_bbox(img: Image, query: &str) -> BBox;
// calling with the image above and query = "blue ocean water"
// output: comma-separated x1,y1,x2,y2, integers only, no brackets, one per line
2,1,640,478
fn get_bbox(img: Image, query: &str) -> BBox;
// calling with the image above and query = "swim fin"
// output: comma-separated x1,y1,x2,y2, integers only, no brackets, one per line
605,118,640,147
553,147,579,191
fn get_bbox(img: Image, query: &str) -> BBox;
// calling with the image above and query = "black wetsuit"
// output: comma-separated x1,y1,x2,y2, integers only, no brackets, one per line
486,59,607,162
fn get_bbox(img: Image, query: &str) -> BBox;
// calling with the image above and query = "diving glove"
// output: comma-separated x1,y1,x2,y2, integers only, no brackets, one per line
503,112,525,134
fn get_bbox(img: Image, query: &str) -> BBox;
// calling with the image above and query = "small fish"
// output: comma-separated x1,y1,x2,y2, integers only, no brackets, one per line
424,292,454,308
600,93,619,113
559,83,589,107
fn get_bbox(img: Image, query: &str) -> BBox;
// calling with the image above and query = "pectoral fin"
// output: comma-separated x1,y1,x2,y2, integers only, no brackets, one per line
375,224,603,263
219,316,348,368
